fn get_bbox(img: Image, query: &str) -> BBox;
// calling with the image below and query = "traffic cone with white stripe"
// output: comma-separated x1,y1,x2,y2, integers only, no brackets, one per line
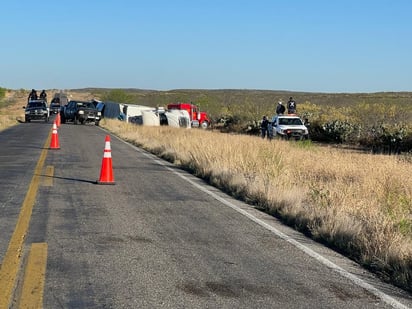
96,135,115,185
49,120,60,150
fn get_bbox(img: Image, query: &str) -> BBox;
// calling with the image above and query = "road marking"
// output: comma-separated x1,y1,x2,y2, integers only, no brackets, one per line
116,136,410,309
18,243,48,309
165,162,410,309
0,132,51,309
42,165,54,187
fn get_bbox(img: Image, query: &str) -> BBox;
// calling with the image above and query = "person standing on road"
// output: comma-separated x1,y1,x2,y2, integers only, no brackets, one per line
287,97,297,114
276,100,286,115
260,115,269,139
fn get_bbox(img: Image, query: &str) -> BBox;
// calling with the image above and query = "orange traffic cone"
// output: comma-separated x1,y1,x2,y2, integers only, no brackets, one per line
50,121,60,150
96,135,115,185
56,112,61,127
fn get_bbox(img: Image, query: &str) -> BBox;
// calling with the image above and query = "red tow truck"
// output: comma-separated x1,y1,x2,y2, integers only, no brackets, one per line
166,102,210,129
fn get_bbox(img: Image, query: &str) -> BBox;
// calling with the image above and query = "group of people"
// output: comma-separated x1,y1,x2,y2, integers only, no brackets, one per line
276,96,297,115
260,97,298,139
28,89,47,102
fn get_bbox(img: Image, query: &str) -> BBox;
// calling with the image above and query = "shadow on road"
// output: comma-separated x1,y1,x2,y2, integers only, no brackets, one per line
37,174,97,184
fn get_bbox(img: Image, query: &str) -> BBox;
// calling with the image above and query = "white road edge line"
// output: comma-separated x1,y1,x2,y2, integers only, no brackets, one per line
118,136,409,309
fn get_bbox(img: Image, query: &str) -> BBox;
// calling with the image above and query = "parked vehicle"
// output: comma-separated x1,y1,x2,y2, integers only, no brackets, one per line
49,99,61,114
23,99,49,123
60,100,101,125
50,92,69,114
271,114,309,140
166,103,210,128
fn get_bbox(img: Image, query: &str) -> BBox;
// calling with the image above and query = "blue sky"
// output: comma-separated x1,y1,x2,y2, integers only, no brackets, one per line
1,0,411,93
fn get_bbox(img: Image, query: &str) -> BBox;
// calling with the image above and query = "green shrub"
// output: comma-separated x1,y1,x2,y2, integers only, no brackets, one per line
0,87,6,100
101,89,134,104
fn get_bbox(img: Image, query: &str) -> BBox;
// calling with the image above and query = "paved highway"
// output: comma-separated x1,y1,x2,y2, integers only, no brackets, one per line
0,119,411,308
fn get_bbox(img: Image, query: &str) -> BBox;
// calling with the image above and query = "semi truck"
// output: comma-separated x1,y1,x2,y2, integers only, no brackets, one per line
166,103,210,129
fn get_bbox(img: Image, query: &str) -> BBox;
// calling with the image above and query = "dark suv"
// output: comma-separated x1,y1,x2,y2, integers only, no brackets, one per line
61,100,101,125
50,93,69,114
50,98,61,114
24,100,49,123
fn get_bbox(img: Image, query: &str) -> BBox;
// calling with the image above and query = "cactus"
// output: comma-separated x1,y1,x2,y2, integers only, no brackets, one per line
321,120,359,143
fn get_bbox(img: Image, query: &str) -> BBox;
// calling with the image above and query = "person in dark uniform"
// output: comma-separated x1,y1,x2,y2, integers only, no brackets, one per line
40,90,47,99
40,90,47,101
28,89,38,101
260,115,269,139
287,97,297,114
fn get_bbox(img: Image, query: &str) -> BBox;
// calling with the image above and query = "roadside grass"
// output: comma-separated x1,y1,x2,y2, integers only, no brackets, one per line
0,112,22,130
101,118,412,293
0,93,25,130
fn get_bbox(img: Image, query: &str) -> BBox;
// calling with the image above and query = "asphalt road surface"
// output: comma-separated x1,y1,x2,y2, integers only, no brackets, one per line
0,118,411,309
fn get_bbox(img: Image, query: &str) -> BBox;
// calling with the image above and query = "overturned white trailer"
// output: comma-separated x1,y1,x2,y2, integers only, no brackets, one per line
95,100,190,128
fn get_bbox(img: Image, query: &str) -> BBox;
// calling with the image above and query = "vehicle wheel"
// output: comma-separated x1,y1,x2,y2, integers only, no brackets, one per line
200,121,209,129
61,115,66,124
95,121,100,126
25,118,30,123
80,119,85,125
74,116,78,125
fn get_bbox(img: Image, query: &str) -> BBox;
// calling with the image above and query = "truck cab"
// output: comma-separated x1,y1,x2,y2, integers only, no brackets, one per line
271,114,309,140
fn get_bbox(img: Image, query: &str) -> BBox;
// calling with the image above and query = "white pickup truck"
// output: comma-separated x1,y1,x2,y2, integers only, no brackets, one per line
271,114,309,140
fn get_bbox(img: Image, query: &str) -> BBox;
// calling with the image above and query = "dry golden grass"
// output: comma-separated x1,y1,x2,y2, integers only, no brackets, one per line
0,90,26,128
101,118,412,292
